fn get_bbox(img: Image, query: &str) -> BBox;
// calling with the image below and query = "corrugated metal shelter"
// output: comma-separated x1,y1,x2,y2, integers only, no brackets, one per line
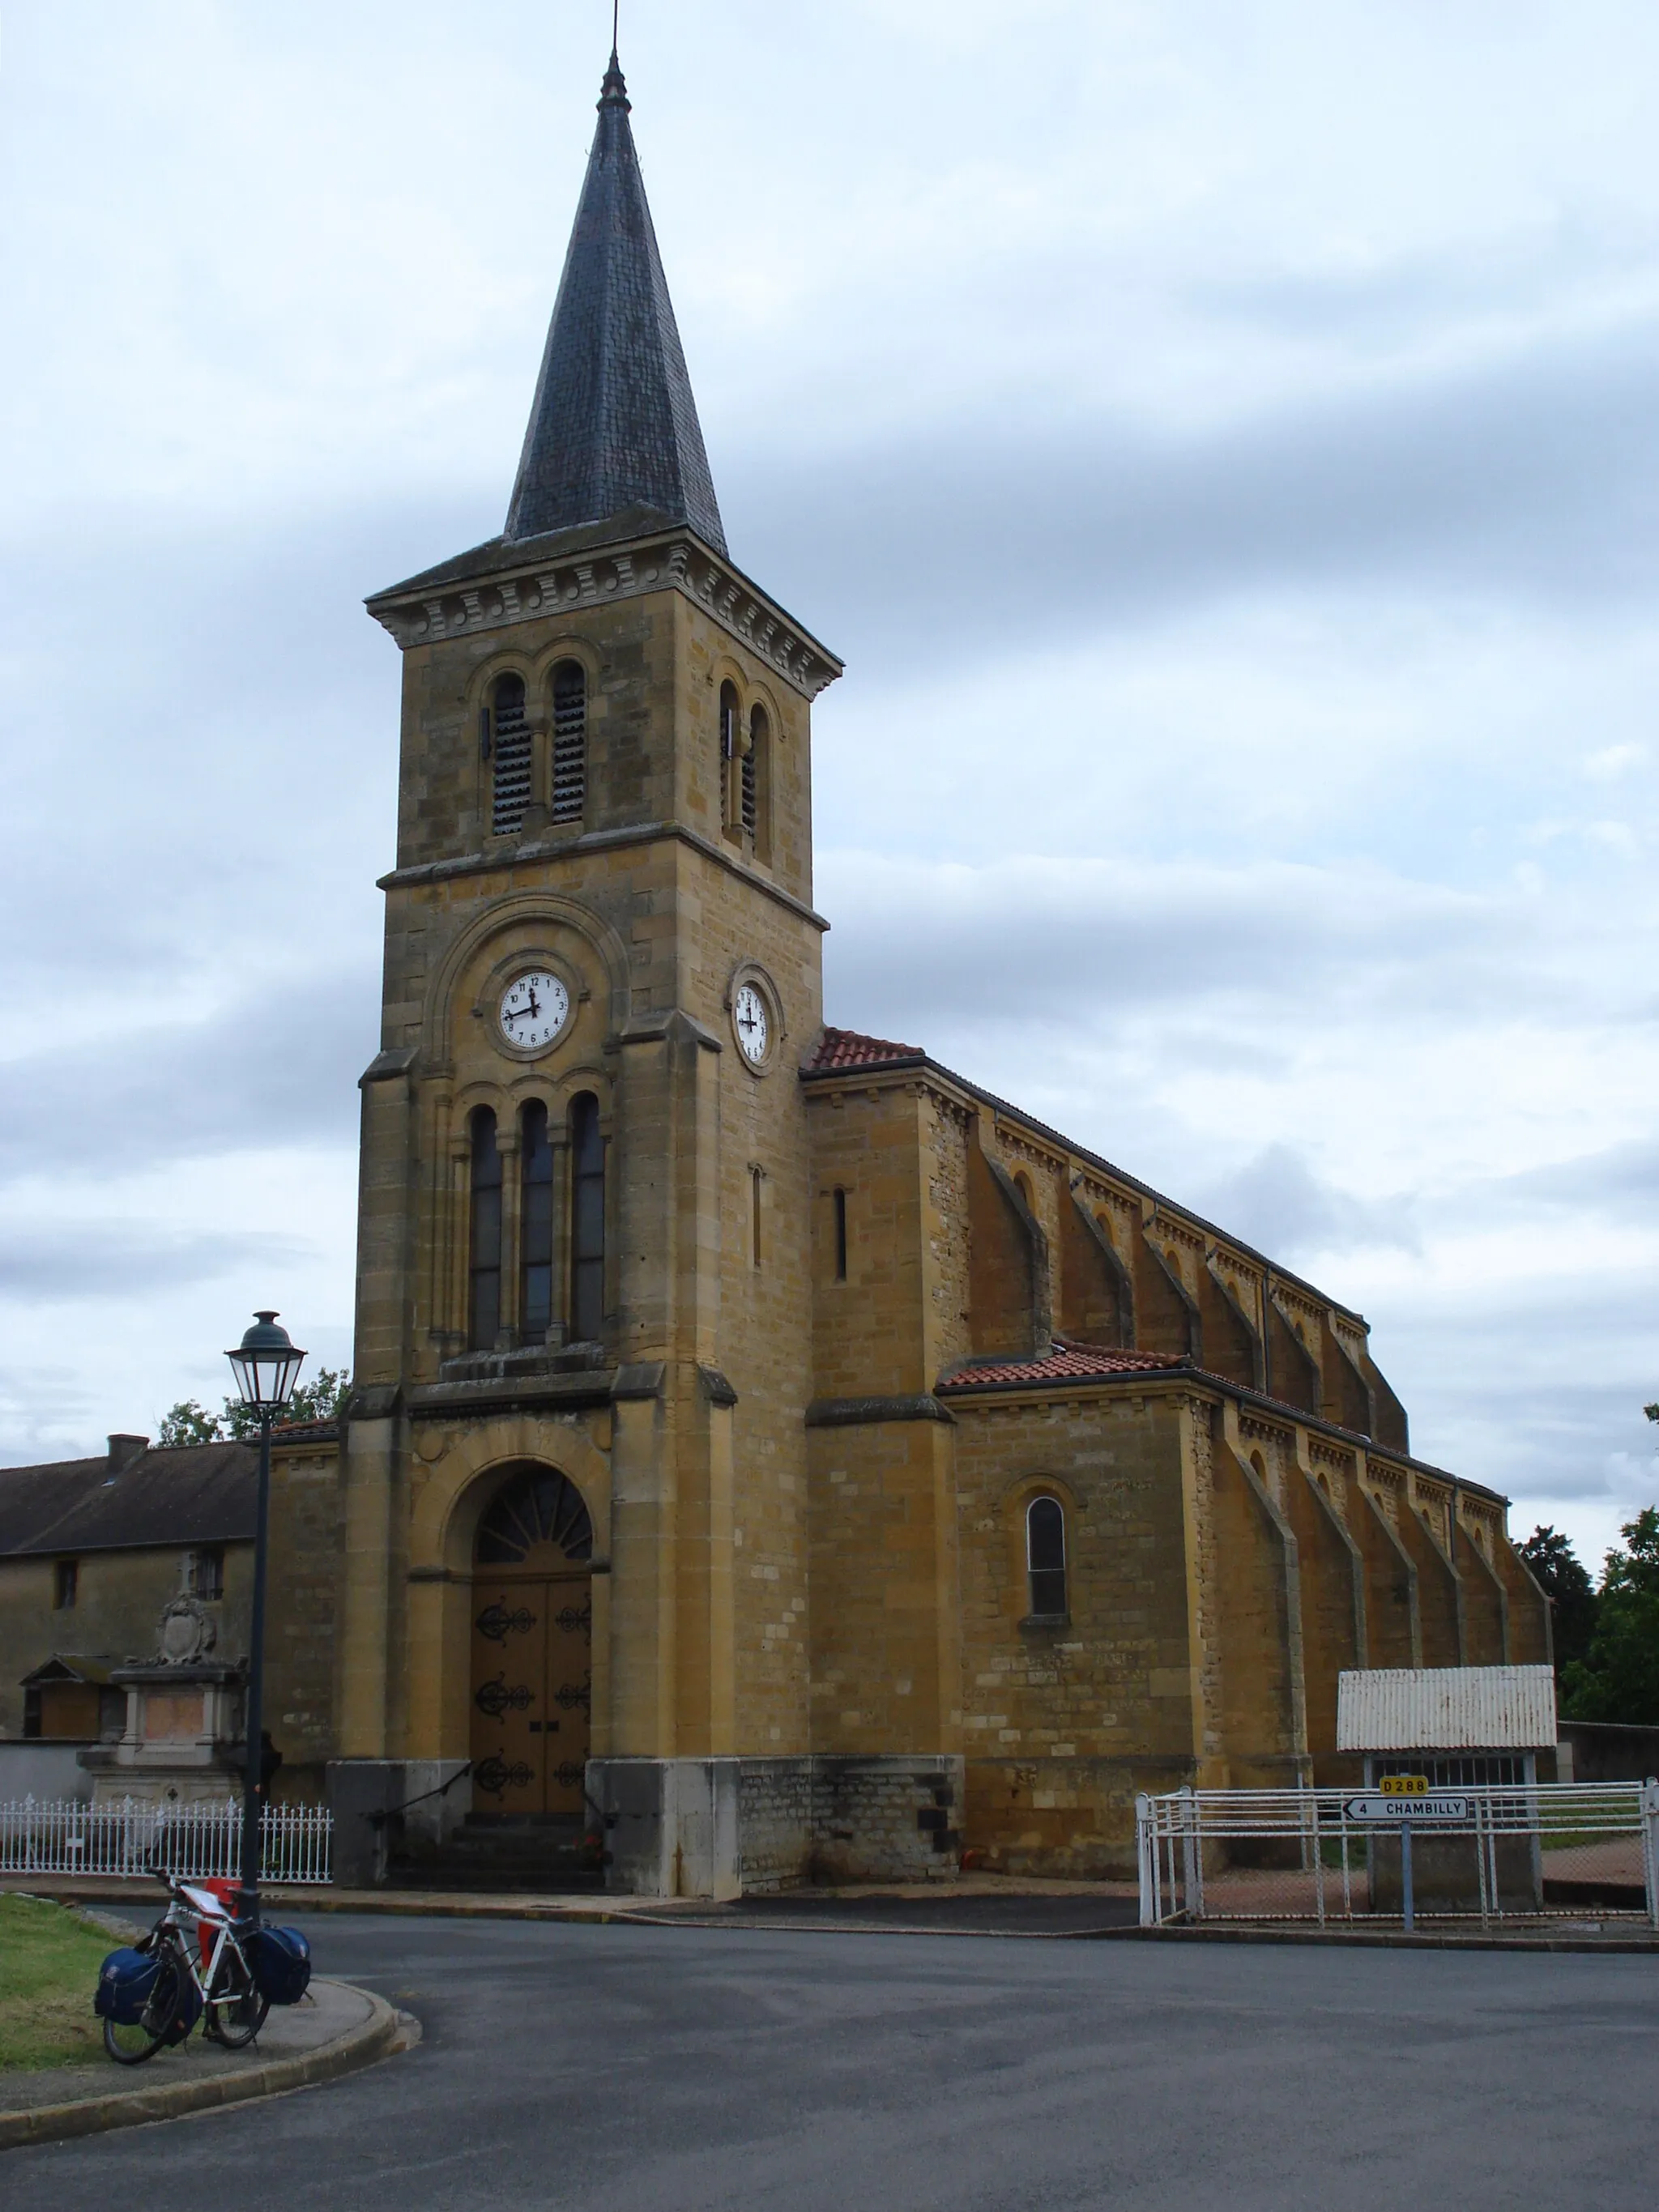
1337,1666,1557,1754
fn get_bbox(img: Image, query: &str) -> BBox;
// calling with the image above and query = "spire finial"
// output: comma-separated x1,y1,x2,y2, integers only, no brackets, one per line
601,2,627,108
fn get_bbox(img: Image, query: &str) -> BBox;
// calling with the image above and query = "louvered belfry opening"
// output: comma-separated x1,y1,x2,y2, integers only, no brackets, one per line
489,673,532,835
550,660,586,825
740,744,757,839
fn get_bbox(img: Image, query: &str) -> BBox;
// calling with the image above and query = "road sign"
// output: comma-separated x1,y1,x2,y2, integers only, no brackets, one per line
1380,1775,1427,1797
1344,1794,1469,1822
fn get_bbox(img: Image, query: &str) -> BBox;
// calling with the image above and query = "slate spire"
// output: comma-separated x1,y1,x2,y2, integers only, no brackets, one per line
504,51,727,554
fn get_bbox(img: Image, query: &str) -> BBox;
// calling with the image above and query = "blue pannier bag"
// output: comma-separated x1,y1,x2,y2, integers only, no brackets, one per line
248,1924,311,2005
93,1947,157,2026
96,1946,200,2044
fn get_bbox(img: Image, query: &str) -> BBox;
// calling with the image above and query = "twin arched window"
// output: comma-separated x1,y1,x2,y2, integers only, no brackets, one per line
468,1095,605,1350
1026,1494,1068,1622
484,663,586,837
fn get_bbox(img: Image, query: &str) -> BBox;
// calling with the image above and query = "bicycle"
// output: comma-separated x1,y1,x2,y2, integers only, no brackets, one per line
102,1870,270,2065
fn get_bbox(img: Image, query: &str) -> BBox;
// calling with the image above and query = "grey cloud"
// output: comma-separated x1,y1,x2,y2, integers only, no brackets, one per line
0,1225,305,1301
731,318,1659,669
1189,215,1659,350
1375,1279,1656,1506
1496,1139,1659,1217
1186,1143,1420,1265
0,970,375,1186
817,855,1542,1046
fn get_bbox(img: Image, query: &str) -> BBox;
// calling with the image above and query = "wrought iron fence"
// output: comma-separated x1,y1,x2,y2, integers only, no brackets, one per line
1137,1782,1659,1929
0,1796,331,1884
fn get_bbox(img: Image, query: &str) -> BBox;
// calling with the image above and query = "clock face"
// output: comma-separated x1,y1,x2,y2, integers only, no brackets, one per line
498,970,569,1052
733,983,769,1065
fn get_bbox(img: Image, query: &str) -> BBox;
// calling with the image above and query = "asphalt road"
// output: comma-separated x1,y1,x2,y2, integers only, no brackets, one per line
11,1914,1656,2210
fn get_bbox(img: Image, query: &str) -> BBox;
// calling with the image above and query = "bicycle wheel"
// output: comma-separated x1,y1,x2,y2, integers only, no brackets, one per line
204,1941,268,2048
102,1952,182,2065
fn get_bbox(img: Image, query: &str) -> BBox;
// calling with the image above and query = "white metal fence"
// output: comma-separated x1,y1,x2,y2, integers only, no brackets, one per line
1137,1782,1659,1930
0,1796,332,1885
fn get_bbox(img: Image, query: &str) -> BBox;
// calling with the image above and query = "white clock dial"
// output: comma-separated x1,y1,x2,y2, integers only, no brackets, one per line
498,970,569,1051
734,983,769,1065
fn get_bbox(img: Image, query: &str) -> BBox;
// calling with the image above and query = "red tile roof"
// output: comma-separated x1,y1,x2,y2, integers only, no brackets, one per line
804,1025,926,1073
938,1343,1187,1392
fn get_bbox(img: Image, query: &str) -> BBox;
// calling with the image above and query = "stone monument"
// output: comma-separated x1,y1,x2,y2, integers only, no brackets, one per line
80,1595,248,1808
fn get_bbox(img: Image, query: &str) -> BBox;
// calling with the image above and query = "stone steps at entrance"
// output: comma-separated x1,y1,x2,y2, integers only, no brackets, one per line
386,1813,605,1894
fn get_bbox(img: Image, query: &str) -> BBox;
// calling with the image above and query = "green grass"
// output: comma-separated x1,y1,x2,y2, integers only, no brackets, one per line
0,1893,129,2070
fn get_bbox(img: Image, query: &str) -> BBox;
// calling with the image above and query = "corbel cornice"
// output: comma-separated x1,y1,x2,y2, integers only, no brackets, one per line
366,527,842,701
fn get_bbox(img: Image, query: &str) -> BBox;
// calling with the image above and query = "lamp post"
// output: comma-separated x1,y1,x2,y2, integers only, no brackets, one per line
224,1310,305,1925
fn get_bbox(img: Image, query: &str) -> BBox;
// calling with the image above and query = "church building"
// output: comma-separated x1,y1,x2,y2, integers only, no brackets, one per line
0,50,1550,1896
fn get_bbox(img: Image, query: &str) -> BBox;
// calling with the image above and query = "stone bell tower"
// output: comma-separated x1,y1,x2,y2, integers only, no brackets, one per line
332,48,841,1890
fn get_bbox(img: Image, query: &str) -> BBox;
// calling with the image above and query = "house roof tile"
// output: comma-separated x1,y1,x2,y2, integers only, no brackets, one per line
0,1443,257,1557
937,1344,1188,1392
803,1026,926,1074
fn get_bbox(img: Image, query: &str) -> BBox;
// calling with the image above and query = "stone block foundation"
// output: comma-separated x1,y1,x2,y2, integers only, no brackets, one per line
587,1754,965,1897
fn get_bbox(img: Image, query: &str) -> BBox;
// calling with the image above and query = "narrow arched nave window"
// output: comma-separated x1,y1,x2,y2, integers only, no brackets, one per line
569,1093,604,1342
488,673,532,835
469,1106,503,1349
550,660,586,825
520,1100,555,1344
1026,1494,1068,1621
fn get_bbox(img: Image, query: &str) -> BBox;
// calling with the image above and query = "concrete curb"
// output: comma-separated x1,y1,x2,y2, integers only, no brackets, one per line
0,1981,420,2154
1113,1923,1659,1955
0,1882,629,1926
626,1915,1659,1952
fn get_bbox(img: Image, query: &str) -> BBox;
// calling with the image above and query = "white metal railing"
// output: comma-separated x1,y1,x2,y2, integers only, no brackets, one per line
0,1796,331,1884
1137,1781,1659,1929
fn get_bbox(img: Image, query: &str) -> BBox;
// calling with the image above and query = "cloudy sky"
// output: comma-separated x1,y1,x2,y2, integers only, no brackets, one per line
1,1,1655,1567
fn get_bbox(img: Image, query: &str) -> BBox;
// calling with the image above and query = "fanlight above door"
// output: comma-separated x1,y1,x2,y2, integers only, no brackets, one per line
475,1467,594,1566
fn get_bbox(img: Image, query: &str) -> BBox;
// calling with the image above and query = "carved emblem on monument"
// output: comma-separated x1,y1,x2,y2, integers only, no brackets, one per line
156,1595,217,1666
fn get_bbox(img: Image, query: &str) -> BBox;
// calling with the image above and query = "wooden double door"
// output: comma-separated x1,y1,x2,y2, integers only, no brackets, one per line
468,1571,591,1815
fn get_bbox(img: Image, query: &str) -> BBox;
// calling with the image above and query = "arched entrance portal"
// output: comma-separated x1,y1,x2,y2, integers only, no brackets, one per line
469,1465,593,1817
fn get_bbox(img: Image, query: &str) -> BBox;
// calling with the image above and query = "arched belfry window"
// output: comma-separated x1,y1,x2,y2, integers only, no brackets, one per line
469,1107,503,1349
719,681,740,835
487,673,532,836
1026,1494,1068,1621
569,1093,604,1343
550,660,586,825
520,1101,554,1345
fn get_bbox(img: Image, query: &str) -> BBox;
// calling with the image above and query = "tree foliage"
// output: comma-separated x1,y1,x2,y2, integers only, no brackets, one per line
154,1399,223,1448
1516,1524,1598,1673
154,1367,352,1448
1560,1506,1659,1726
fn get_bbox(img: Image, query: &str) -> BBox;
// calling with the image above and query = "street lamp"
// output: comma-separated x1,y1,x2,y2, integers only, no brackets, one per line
224,1310,305,1924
